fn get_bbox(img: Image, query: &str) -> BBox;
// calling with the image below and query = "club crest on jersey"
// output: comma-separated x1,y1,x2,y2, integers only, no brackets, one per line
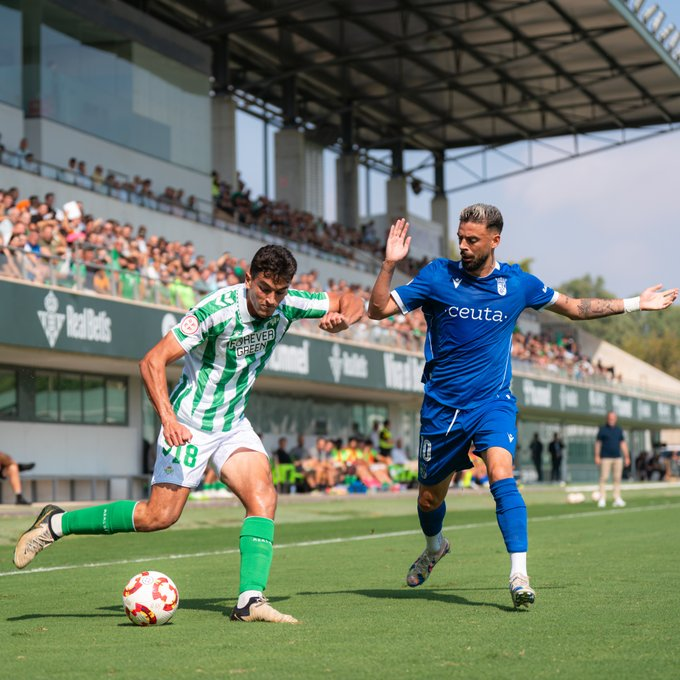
496,277,507,296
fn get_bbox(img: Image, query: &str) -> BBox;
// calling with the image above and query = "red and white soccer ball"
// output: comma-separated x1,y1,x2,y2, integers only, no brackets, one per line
122,571,179,626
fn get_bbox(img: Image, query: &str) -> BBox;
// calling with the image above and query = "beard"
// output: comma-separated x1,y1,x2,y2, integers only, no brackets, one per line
461,252,490,274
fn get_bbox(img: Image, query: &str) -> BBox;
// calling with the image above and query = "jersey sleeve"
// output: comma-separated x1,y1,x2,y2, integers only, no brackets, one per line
171,290,234,351
391,260,438,313
280,289,330,321
172,310,214,352
522,272,559,310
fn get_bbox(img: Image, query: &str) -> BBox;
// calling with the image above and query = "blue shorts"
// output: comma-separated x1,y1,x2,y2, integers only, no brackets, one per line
417,392,518,486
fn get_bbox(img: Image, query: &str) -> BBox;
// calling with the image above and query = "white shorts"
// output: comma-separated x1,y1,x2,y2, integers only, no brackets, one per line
151,417,268,489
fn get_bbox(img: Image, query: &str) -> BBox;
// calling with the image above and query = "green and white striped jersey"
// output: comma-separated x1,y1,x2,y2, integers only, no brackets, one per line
170,283,329,432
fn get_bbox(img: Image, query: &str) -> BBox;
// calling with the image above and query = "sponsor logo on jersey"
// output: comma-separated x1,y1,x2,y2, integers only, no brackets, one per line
180,315,199,335
446,305,505,322
37,290,112,348
452,277,462,288
228,328,276,357
497,277,507,296
507,433,514,443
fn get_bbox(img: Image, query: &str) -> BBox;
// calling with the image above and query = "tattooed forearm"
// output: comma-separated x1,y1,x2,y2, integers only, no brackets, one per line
575,298,623,319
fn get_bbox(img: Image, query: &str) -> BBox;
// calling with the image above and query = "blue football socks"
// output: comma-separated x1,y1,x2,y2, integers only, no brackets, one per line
418,501,446,552
490,478,528,553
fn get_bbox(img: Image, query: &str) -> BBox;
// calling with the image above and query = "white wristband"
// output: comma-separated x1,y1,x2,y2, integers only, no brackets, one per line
623,296,640,313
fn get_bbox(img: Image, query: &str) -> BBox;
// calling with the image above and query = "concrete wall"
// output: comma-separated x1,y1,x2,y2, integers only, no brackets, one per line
304,141,324,217
275,128,305,211
362,211,446,260
0,102,24,150
24,118,211,202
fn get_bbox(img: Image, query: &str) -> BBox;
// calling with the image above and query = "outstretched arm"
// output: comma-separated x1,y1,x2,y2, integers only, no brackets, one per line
368,218,411,320
319,289,365,334
548,284,678,320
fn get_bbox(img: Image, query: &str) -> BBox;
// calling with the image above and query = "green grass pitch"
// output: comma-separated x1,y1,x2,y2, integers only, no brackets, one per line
2,487,679,679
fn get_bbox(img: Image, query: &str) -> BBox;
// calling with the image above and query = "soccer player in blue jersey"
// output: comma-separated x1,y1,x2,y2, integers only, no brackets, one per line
368,204,678,608
14,245,365,624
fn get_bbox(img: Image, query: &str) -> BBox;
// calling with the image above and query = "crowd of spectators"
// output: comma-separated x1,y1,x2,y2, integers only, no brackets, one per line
634,449,678,482
512,330,619,384
0,134,427,277
0,184,427,350
252,424,418,497
0,137,203,220
211,171,429,278
1,183,619,368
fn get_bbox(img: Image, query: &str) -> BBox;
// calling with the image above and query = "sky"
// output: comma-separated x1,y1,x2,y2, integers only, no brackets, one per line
235,1,680,299
237,117,679,299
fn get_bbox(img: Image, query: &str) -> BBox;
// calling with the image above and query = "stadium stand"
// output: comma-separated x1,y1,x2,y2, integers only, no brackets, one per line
0,140,429,278
1,180,624,378
1,182,626,377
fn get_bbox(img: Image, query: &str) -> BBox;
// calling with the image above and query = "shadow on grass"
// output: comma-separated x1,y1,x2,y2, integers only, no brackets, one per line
298,588,521,612
6,596,294,622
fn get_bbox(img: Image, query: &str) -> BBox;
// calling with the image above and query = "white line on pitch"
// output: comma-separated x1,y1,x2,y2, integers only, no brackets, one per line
1,501,678,579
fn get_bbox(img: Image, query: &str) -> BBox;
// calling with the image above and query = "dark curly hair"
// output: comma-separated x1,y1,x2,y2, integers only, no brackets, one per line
250,244,298,282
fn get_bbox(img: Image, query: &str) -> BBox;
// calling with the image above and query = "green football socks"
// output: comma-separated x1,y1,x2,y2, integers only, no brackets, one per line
61,500,137,535
239,516,275,593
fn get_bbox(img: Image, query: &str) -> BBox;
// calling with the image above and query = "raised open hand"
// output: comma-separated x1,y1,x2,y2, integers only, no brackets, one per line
639,284,679,310
385,218,411,263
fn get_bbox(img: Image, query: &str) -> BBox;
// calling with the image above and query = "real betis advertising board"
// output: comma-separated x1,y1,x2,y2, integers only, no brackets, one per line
264,331,424,392
3,280,166,357
0,280,424,393
2,280,679,425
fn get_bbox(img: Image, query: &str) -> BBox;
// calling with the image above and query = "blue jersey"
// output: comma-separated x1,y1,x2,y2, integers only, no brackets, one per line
392,259,558,410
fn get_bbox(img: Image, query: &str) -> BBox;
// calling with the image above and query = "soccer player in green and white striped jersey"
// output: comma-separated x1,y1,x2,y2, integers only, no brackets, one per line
14,245,365,624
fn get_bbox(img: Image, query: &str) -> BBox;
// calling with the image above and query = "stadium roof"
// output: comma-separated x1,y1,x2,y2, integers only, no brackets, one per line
127,0,680,154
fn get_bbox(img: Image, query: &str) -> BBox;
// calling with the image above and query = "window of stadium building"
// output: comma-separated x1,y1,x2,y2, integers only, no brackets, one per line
0,367,18,418
34,2,210,172
247,392,389,439
0,1,22,108
0,366,127,425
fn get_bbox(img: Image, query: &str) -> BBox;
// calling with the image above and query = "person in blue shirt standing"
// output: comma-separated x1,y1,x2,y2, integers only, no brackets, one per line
368,204,678,609
594,411,630,508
